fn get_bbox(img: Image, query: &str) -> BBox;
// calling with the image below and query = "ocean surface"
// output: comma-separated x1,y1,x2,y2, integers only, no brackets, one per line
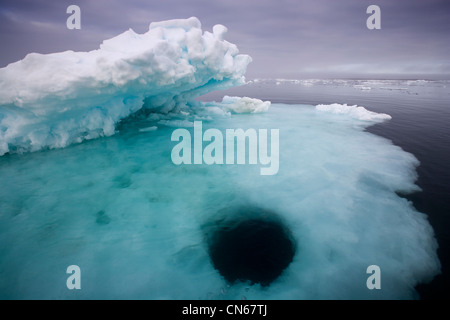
0,79,448,299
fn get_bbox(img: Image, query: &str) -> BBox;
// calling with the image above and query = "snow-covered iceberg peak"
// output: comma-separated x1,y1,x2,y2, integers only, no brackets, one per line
0,17,252,156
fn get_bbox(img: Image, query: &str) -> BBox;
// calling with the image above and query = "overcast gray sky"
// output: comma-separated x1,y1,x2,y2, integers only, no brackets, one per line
1,0,449,79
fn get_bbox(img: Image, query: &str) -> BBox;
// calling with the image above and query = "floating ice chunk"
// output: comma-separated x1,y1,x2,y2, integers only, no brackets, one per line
316,103,392,122
406,80,429,86
0,17,252,156
353,85,371,90
221,96,271,113
379,87,408,91
299,79,316,86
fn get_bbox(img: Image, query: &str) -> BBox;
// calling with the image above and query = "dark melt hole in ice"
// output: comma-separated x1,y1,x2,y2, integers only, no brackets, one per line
205,207,296,287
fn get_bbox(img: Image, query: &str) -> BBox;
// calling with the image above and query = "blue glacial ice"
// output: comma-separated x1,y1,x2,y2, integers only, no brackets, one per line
0,17,251,156
0,18,441,299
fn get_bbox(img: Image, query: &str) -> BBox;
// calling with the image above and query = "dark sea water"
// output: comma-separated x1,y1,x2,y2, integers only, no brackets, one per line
202,78,450,299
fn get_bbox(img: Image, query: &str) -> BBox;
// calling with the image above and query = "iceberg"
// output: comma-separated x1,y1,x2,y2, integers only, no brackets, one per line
0,17,440,300
0,17,251,156
220,96,271,114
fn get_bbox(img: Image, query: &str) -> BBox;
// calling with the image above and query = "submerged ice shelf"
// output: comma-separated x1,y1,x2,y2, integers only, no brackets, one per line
0,101,440,299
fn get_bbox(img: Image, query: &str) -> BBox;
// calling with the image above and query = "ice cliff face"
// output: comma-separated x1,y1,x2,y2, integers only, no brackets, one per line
0,17,252,156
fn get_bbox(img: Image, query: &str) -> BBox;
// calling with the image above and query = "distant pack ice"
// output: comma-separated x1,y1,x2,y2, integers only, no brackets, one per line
0,17,252,156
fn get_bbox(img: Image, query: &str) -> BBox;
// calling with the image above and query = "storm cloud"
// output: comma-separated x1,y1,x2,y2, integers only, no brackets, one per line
0,0,449,79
